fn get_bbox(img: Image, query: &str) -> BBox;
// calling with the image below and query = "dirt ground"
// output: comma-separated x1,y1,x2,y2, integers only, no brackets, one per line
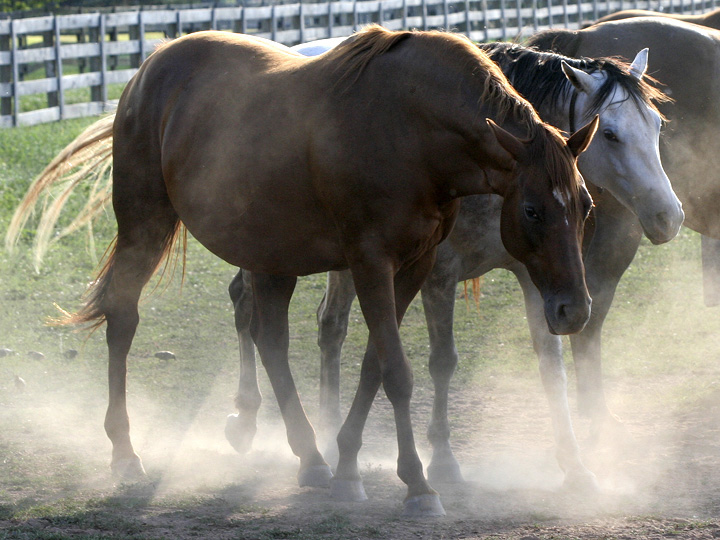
4,361,720,540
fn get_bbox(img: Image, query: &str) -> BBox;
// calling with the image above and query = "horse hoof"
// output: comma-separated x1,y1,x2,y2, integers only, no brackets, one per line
427,461,464,485
298,464,333,488
402,494,446,517
224,413,256,454
330,478,368,501
111,456,146,480
562,469,600,494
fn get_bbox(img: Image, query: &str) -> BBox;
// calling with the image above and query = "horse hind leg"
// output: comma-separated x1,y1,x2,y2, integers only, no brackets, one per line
250,272,332,488
225,269,263,454
91,164,182,479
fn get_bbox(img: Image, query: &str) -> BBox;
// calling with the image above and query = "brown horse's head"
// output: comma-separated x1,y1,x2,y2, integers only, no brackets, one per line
488,116,598,335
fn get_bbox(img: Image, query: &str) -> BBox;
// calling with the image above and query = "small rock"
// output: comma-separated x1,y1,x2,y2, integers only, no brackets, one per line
0,348,16,357
63,349,78,360
27,351,45,361
14,375,26,391
154,351,176,361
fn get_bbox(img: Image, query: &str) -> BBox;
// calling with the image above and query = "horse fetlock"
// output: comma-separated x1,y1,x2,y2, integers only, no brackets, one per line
224,413,257,454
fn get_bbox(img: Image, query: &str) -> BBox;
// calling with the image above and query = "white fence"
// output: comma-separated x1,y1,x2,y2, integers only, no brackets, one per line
0,0,716,127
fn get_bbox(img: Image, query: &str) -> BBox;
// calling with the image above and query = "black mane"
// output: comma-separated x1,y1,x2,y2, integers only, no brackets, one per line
478,41,664,121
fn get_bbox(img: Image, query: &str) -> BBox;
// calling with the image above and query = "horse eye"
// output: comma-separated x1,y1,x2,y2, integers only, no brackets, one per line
524,205,540,221
603,129,619,143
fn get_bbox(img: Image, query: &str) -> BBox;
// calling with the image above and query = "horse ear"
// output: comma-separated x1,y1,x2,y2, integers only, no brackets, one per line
561,61,598,95
567,115,599,157
629,48,649,80
486,118,527,161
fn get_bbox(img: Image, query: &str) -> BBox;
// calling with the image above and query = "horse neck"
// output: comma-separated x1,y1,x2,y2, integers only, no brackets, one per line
480,43,582,132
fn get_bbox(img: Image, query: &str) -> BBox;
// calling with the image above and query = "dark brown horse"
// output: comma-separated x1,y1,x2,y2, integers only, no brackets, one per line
8,26,598,516
528,17,720,434
588,7,720,28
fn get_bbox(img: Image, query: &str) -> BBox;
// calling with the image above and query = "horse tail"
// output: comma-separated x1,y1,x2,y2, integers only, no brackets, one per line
461,277,484,314
58,221,187,330
5,113,116,270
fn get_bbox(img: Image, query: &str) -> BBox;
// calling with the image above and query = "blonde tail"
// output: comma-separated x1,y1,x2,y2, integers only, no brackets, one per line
5,113,116,270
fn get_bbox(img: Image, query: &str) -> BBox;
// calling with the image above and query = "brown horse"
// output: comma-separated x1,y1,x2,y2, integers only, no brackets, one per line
528,17,720,434
8,26,598,516
588,7,720,28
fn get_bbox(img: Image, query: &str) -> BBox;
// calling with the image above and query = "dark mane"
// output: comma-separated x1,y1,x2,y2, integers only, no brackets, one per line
480,40,670,122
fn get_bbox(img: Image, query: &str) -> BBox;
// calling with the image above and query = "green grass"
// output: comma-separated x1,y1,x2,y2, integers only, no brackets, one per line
0,118,718,537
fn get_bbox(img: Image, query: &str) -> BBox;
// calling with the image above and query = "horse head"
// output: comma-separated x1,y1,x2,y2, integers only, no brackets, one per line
561,50,684,244
487,117,598,335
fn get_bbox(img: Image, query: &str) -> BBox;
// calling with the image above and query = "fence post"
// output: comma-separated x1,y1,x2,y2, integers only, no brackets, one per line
403,0,408,29
328,1,334,37
299,2,305,44
482,0,489,41
532,0,539,30
464,0,471,36
10,19,18,126
0,26,11,118
53,16,65,119
422,0,428,30
500,0,507,39
271,5,277,42
89,17,103,105
99,15,107,106
379,0,385,26
43,24,57,109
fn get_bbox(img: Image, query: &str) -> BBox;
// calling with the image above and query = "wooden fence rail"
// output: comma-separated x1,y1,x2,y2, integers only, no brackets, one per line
0,0,716,127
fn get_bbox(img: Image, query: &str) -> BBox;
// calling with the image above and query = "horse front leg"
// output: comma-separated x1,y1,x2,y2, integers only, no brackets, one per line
333,251,445,517
250,272,333,488
421,265,464,484
513,264,597,492
316,269,356,462
570,199,642,439
225,269,263,454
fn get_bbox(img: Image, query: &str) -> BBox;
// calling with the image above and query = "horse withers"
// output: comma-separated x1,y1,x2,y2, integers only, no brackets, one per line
8,26,597,516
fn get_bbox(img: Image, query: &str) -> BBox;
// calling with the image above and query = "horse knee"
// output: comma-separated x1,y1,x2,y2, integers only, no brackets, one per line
428,348,458,382
381,362,414,406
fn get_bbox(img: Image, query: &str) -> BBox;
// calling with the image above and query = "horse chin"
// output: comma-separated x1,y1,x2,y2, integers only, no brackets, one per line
639,207,685,246
644,226,681,246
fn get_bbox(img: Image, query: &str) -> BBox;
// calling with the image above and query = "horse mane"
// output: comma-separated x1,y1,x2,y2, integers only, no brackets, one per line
481,41,671,123
325,25,543,132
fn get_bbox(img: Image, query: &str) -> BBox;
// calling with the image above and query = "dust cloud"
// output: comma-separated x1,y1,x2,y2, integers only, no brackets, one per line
1,215,720,535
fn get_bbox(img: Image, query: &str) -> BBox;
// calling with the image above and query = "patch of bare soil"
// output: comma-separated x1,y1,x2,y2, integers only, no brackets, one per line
3,366,720,539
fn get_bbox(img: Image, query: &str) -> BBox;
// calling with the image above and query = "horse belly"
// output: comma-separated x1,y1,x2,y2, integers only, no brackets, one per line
172,177,346,276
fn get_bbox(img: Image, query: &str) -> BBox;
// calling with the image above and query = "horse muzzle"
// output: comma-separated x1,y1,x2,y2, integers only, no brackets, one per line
640,203,685,245
544,292,592,335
